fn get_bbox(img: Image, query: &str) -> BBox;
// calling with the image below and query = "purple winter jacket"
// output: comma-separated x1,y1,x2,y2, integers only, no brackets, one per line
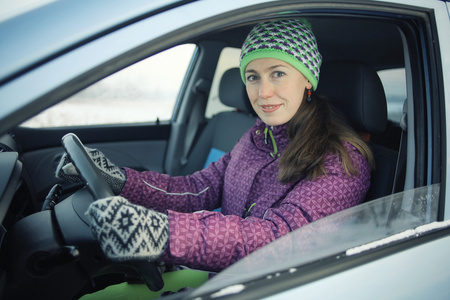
120,119,371,272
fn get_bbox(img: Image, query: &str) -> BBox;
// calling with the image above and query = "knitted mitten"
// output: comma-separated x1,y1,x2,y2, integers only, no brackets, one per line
86,196,169,261
56,147,126,195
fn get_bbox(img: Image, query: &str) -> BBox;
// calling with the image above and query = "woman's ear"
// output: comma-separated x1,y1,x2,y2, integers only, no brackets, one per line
306,81,313,90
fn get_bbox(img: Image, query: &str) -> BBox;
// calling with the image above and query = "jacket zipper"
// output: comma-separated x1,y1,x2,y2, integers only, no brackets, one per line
243,203,256,218
264,127,278,158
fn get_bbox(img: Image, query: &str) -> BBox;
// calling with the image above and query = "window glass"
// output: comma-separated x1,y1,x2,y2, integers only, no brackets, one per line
205,47,241,118
192,184,440,297
21,44,196,128
378,68,406,123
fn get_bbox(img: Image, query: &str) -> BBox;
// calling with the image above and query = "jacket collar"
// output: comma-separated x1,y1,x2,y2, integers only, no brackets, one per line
253,119,290,156
255,119,289,137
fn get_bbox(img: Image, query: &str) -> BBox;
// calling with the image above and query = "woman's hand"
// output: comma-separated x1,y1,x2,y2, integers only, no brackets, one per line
55,147,126,195
86,196,169,262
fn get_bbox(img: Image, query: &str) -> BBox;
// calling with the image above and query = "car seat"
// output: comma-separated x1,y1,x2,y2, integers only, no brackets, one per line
316,60,398,201
178,68,257,176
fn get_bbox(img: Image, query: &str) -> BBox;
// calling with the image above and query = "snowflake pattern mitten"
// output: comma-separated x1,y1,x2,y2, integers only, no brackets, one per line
56,147,126,195
86,196,169,261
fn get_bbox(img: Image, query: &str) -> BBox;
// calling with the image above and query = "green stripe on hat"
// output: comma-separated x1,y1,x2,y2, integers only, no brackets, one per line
240,49,319,91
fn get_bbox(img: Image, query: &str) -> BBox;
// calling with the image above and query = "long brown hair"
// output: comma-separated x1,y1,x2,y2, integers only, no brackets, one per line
278,90,374,183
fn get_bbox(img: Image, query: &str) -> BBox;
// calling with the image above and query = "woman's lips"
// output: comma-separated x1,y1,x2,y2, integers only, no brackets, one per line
260,104,282,113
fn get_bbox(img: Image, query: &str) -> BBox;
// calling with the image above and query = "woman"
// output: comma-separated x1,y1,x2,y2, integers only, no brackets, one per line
59,19,374,298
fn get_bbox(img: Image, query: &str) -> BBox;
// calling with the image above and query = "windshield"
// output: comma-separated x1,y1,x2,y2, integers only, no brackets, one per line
191,184,440,297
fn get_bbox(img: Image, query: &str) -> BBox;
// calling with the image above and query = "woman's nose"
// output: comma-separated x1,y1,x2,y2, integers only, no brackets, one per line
259,79,274,99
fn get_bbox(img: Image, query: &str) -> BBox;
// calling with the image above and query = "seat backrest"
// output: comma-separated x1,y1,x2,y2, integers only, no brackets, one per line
316,60,398,201
179,68,256,175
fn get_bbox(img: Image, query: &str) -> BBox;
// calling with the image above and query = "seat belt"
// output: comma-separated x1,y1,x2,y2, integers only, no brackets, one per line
392,100,407,194
180,78,210,166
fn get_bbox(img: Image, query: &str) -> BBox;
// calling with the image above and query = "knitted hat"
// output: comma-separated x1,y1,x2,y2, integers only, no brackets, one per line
240,19,322,90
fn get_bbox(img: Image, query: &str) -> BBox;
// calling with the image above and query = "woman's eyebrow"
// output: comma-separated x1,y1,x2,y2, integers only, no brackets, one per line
266,64,289,71
245,64,289,74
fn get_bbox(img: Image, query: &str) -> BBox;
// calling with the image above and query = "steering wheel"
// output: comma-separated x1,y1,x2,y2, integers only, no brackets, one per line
61,133,164,291
61,133,115,199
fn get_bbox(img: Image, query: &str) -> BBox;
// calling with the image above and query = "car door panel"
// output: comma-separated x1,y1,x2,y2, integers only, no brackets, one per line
13,123,170,202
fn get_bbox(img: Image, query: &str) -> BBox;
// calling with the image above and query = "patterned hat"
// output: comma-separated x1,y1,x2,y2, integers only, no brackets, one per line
240,19,322,90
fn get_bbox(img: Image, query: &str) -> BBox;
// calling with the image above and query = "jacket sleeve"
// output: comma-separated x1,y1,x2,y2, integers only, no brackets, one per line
119,153,231,213
159,149,371,272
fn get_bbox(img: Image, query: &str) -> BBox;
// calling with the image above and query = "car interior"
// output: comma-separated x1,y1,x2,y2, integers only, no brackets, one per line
3,16,409,207
165,16,408,199
1,4,442,298
168,67,257,176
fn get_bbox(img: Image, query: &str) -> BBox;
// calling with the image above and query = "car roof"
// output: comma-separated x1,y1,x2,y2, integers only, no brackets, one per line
0,0,184,85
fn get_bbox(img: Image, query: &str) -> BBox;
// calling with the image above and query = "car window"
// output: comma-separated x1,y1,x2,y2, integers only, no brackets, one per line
205,47,241,118
191,184,440,298
378,68,406,123
21,44,196,128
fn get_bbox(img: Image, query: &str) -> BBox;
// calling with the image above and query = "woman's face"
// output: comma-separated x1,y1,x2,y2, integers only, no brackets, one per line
245,58,312,126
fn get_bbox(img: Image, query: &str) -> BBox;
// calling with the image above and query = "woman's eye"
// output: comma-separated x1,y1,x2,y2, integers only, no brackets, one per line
246,74,258,82
273,71,285,78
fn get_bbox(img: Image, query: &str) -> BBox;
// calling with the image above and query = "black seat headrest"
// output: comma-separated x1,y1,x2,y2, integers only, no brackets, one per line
316,61,388,133
219,68,254,115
